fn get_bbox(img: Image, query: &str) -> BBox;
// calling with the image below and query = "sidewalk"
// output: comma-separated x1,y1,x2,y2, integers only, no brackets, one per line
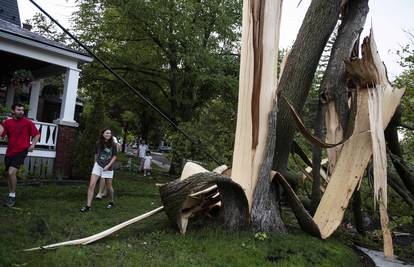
357,246,414,267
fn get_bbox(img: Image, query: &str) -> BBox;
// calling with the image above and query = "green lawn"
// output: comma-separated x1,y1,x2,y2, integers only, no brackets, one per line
0,170,360,267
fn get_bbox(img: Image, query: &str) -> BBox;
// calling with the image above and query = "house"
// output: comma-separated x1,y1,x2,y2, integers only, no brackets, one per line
0,0,93,177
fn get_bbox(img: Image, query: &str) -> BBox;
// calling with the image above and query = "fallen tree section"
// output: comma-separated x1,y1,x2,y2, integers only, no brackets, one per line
159,172,250,233
313,31,404,247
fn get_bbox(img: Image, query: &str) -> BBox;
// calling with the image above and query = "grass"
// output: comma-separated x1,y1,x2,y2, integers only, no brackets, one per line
0,170,360,267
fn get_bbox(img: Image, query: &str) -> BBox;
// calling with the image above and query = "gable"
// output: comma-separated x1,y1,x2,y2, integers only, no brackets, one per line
0,0,21,26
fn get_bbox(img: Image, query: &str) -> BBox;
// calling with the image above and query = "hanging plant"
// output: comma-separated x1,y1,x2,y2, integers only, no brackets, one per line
9,69,34,87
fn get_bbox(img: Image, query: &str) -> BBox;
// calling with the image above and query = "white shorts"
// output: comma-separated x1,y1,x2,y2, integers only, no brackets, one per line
91,162,114,179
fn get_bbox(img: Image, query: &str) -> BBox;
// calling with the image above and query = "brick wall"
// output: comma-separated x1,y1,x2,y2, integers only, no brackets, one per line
54,124,77,178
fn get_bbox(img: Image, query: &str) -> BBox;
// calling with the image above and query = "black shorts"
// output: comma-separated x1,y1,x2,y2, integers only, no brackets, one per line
5,150,28,171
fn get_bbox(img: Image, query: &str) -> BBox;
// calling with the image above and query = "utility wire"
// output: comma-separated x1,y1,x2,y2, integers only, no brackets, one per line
28,0,221,165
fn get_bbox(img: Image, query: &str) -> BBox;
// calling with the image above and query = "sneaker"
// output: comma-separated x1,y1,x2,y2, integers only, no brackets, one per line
106,202,114,209
3,196,16,208
80,206,91,212
95,193,107,200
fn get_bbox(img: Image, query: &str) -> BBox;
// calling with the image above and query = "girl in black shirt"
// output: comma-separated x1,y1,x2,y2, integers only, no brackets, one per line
80,128,117,212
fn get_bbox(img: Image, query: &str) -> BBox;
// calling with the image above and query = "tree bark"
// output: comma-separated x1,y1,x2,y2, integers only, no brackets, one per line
322,0,369,130
385,107,414,197
310,101,325,215
388,172,414,207
251,103,285,232
273,0,342,173
276,173,320,237
352,190,364,234
122,124,128,153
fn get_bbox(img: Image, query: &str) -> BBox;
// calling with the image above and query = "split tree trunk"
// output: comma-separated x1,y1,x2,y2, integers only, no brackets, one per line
273,0,343,176
311,0,369,215
230,0,284,231
314,31,404,258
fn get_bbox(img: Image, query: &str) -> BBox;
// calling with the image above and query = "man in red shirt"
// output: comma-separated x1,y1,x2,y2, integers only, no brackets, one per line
0,103,40,207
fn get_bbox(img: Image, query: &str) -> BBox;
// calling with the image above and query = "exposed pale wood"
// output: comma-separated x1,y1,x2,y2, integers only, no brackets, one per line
212,165,229,174
25,206,164,251
380,201,394,258
368,86,388,205
313,32,405,244
180,161,209,180
325,101,344,175
304,158,329,184
366,30,393,258
231,0,282,209
189,185,218,197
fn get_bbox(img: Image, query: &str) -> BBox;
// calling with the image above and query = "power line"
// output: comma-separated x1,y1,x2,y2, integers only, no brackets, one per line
28,0,222,165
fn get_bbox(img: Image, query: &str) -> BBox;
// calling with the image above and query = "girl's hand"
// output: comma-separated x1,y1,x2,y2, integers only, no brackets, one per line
103,165,110,171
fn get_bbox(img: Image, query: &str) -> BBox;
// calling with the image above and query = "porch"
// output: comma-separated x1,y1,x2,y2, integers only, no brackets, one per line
0,17,93,178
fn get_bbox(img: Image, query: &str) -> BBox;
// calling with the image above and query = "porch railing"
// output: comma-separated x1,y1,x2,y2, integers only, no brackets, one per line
0,121,59,177
0,121,58,158
34,121,58,149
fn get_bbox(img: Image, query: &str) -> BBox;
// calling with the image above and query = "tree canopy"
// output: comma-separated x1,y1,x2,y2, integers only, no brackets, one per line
72,0,241,148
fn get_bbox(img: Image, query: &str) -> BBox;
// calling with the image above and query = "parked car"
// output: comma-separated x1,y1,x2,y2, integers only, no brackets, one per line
158,145,172,153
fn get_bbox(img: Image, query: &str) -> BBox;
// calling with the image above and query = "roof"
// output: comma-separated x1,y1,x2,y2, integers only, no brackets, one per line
0,18,92,63
0,0,21,26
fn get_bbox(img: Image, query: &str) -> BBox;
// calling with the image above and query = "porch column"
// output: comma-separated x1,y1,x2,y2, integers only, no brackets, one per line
53,67,80,178
28,79,43,120
54,67,80,126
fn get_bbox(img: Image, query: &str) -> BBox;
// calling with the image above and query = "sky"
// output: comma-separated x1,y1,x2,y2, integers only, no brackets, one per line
17,0,414,80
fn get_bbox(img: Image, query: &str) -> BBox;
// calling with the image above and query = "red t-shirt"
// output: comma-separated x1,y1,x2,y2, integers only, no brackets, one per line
1,118,40,156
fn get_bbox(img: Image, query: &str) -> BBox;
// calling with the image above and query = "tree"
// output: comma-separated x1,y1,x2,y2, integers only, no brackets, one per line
72,0,241,151
310,0,369,219
25,13,68,43
273,0,343,178
388,35,414,197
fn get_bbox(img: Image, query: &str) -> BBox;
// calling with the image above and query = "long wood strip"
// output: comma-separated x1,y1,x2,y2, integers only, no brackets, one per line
25,206,165,251
366,29,394,258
